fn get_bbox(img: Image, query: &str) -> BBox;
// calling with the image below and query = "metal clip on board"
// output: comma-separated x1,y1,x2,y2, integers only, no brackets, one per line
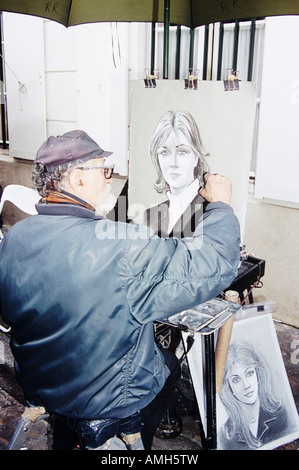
224,68,241,91
144,68,159,88
184,68,200,90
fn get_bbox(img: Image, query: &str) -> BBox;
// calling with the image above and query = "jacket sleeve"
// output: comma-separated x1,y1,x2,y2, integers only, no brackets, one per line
124,202,240,324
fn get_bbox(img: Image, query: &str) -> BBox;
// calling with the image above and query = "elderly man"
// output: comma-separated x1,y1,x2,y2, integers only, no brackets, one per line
0,130,240,450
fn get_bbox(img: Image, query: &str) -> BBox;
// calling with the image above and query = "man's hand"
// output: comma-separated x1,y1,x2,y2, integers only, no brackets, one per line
199,173,232,205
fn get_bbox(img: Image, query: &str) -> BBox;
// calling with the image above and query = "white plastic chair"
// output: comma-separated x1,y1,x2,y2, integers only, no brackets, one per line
0,184,40,239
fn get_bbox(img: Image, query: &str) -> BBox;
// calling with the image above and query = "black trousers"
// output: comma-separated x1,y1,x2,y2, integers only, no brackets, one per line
53,348,180,450
140,348,180,449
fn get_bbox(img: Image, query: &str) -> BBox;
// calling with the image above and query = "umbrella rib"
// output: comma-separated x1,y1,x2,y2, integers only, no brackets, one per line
66,0,73,26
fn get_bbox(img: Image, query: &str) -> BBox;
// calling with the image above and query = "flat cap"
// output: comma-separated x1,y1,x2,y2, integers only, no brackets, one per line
35,130,112,170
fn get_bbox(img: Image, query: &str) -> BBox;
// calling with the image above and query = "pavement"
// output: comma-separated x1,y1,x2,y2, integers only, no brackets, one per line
0,319,298,452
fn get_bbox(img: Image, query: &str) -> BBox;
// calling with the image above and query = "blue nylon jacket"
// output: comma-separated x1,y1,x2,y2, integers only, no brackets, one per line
0,201,240,419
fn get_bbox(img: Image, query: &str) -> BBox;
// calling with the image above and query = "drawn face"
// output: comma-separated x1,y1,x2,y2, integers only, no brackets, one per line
157,130,198,195
228,363,259,405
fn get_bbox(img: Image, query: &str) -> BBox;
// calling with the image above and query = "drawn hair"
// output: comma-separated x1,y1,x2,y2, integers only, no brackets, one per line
219,340,283,449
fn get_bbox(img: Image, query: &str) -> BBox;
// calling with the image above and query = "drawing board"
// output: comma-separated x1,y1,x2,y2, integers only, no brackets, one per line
129,79,257,241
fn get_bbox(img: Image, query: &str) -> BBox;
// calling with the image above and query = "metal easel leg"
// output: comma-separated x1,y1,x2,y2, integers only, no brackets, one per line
204,333,217,450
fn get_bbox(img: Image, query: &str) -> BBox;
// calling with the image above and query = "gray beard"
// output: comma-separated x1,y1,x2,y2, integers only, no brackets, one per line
94,185,116,215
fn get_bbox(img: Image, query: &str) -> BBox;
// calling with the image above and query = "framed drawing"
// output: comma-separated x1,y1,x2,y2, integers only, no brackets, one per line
184,313,299,449
216,313,299,450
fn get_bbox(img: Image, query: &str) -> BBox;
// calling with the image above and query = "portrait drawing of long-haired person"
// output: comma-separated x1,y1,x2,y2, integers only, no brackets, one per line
217,339,291,450
143,110,209,239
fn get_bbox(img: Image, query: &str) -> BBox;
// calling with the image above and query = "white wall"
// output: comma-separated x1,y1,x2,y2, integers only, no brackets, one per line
3,14,149,175
244,194,299,328
44,20,132,175
255,16,299,206
3,13,46,159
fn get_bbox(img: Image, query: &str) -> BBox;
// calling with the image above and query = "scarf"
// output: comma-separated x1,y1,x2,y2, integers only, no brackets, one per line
42,190,95,212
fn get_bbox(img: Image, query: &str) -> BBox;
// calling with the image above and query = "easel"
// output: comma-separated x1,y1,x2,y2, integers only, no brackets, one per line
180,262,264,449
194,291,238,450
147,2,266,449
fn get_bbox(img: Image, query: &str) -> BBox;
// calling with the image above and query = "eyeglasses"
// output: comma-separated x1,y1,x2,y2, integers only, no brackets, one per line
77,166,114,179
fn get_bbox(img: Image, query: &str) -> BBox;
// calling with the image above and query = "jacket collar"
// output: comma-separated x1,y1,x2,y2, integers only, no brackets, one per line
36,202,104,220
36,190,105,220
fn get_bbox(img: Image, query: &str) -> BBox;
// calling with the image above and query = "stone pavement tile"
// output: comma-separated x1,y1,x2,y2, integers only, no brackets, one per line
152,415,202,451
0,387,52,450
0,387,25,450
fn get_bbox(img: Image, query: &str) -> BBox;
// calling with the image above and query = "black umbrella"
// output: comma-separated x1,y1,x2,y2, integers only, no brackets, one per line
0,0,298,28
0,0,298,78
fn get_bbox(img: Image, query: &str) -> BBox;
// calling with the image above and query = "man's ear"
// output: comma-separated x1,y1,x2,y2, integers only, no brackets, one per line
69,168,84,193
